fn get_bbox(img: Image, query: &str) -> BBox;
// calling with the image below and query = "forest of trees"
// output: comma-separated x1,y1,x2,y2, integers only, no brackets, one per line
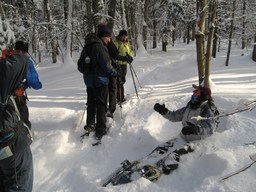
0,0,255,84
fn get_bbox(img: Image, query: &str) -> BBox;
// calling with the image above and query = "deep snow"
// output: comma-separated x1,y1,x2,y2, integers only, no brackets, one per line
28,42,256,192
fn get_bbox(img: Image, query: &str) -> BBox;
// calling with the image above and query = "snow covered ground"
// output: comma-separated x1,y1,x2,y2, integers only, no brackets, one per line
28,42,256,192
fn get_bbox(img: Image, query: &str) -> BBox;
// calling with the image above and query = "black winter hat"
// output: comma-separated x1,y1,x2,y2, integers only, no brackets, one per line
15,41,29,52
118,29,128,36
97,24,112,38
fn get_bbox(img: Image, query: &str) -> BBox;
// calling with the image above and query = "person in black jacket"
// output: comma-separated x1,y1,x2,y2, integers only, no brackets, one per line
81,24,118,140
106,40,130,118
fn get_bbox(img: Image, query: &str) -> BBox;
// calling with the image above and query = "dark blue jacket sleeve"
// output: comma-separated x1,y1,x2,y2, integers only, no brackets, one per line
25,59,42,90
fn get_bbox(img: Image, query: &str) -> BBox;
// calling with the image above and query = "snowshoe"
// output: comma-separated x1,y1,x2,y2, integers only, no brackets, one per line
139,165,161,181
106,110,114,118
84,124,95,135
80,125,95,142
161,163,179,175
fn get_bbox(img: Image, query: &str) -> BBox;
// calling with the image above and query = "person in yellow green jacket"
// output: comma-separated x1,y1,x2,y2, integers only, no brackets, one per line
113,30,133,103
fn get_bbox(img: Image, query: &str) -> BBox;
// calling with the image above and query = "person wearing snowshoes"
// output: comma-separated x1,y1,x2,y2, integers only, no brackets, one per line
113,30,133,103
106,40,132,118
82,24,119,140
151,84,218,177
154,84,218,142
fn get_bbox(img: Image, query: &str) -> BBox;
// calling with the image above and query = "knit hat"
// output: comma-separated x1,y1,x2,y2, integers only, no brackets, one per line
118,29,128,36
15,40,29,52
97,24,112,38
192,84,212,100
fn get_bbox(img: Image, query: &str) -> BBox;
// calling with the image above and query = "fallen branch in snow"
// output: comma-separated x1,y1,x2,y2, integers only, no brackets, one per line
220,153,256,181
192,100,256,121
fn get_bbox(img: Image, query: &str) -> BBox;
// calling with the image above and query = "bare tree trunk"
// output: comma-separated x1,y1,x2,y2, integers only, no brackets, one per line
212,6,219,58
225,0,236,66
64,0,68,20
85,0,93,34
212,28,218,58
142,0,148,50
126,2,136,54
44,0,58,63
92,0,101,31
162,28,168,52
241,0,246,51
186,24,190,44
172,20,176,46
0,1,5,20
204,0,217,86
191,22,195,41
125,2,131,30
120,0,126,27
65,0,72,61
107,0,116,31
63,0,68,51
153,18,157,48
195,0,207,84
252,33,256,62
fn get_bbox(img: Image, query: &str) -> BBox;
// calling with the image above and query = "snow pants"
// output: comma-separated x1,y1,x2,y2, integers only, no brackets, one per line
0,147,33,192
86,85,108,136
0,125,33,192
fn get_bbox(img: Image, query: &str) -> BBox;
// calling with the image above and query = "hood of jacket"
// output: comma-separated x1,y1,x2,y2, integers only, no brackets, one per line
84,33,103,47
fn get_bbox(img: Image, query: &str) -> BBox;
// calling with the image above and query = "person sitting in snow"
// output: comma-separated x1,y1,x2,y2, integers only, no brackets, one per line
154,84,219,142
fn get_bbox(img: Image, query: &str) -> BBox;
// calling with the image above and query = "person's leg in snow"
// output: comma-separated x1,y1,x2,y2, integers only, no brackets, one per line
95,85,109,139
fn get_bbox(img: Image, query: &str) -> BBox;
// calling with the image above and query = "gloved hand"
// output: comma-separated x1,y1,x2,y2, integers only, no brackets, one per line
125,55,133,63
181,122,200,135
120,56,128,62
154,103,168,115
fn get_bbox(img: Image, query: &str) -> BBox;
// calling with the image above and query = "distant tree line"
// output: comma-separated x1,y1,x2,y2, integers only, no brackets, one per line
0,0,255,84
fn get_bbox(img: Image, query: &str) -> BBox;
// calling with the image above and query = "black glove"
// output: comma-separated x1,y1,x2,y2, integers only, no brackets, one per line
154,103,168,115
120,56,128,62
181,122,200,135
124,55,133,63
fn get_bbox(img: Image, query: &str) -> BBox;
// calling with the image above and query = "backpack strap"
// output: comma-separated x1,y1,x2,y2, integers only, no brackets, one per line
0,96,22,149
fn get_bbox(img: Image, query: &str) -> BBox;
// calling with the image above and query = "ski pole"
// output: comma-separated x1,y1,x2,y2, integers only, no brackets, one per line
191,100,256,121
116,64,123,119
130,63,142,88
117,78,123,119
78,103,87,127
129,62,139,98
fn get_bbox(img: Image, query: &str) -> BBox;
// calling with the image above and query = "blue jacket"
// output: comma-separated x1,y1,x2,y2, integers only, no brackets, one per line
82,34,117,88
22,59,42,90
